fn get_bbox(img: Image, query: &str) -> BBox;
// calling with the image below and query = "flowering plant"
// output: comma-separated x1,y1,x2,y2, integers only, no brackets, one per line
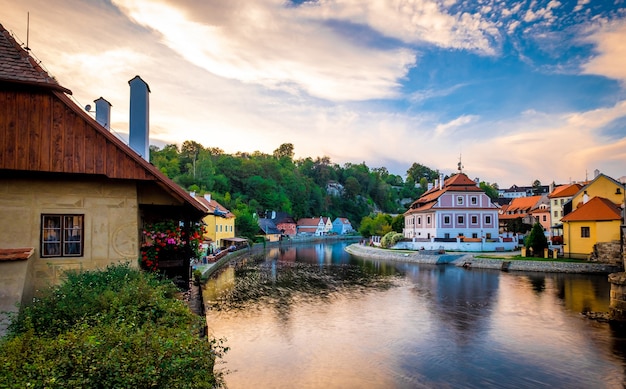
140,220,205,271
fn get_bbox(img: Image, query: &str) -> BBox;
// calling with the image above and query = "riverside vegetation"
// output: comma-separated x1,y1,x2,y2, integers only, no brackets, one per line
0,264,225,388
149,141,502,239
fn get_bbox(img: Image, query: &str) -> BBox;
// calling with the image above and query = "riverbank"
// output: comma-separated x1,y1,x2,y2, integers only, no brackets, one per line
345,244,622,274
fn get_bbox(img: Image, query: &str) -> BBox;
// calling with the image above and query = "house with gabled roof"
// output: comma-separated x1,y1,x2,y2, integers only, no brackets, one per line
404,173,499,241
332,217,354,235
548,183,584,236
270,211,297,236
193,193,235,249
561,197,622,259
0,23,207,331
498,195,543,232
560,172,625,259
297,217,326,236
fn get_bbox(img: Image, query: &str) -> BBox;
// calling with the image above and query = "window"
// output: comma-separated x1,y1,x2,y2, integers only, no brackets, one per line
444,233,450,239
542,215,547,222
427,216,431,224
457,215,464,224
444,216,450,224
417,217,421,225
553,199,558,206
485,216,491,224
560,199,564,205
554,211,558,217
41,214,83,257
457,196,463,205
472,233,478,238
471,196,477,205
581,227,590,238
486,233,492,239
471,216,478,224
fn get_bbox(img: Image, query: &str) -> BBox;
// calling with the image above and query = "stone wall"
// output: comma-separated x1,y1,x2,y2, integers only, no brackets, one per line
589,241,622,266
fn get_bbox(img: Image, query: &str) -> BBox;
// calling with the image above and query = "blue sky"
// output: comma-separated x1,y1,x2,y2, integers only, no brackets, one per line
2,0,625,187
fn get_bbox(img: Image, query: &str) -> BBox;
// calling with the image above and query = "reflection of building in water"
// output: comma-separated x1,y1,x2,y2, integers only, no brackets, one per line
554,274,611,313
408,266,500,343
202,267,235,303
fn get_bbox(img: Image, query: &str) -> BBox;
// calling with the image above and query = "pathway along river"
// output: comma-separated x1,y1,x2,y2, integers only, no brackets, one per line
203,241,626,388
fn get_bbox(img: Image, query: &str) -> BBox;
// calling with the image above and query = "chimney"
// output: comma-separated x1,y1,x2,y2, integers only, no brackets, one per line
94,97,111,130
583,190,589,204
434,179,439,189
427,183,433,191
204,193,211,202
272,210,276,219
128,75,150,162
439,173,444,190
190,191,196,198
594,169,600,178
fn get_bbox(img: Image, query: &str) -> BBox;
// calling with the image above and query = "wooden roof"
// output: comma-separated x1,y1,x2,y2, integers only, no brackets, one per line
0,23,206,216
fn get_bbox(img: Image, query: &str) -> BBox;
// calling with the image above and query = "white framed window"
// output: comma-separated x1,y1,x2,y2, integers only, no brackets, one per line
457,196,463,205
458,215,464,224
485,216,492,224
471,196,477,205
41,214,84,257
444,216,450,224
471,216,478,224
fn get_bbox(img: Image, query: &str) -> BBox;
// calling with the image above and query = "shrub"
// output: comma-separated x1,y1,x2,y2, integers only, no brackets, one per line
0,264,223,388
380,231,405,248
525,222,548,256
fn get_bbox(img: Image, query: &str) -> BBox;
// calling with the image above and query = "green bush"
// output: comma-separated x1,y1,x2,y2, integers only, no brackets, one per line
380,231,404,248
0,264,223,388
525,222,548,256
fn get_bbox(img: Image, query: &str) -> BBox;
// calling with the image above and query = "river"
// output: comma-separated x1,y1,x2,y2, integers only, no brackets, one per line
203,241,626,388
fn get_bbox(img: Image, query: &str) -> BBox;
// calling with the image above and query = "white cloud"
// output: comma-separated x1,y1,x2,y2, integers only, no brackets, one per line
581,19,626,84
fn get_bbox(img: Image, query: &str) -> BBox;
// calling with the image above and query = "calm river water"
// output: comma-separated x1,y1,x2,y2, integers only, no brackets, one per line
203,241,626,388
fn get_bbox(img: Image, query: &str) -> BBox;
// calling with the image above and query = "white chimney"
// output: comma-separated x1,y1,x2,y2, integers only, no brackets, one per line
594,169,600,178
204,193,211,202
94,97,111,130
128,75,150,162
583,190,589,204
190,191,196,198
272,210,276,219
428,183,433,190
439,173,444,190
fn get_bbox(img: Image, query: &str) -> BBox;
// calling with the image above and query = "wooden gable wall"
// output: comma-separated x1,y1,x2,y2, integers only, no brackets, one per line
0,87,157,181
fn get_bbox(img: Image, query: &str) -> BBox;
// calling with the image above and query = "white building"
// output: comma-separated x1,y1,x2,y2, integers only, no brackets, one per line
404,173,499,241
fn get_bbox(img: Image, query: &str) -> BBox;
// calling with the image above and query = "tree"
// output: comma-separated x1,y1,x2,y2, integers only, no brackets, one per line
273,143,294,160
391,214,404,233
406,163,439,185
525,222,548,256
479,181,499,201
532,179,542,195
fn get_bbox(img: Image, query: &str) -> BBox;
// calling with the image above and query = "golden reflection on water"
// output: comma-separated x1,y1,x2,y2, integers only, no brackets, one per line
203,250,622,389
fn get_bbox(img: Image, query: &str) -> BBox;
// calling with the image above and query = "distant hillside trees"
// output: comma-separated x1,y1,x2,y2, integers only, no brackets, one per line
150,142,488,236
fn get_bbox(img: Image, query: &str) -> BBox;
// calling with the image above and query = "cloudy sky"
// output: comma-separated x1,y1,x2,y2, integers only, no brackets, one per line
2,0,625,187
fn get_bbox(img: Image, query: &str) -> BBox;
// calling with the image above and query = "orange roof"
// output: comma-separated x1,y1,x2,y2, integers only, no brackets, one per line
548,183,583,198
405,173,483,214
561,197,622,222
504,195,542,213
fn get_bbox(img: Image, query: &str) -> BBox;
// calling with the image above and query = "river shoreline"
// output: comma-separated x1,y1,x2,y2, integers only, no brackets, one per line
345,243,622,274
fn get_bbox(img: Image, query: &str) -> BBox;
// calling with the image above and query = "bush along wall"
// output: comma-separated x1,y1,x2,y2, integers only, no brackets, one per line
0,263,225,388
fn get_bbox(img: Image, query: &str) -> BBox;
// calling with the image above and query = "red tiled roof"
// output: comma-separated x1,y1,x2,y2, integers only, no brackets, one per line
561,197,622,222
297,218,321,226
0,247,34,261
548,183,583,198
405,173,488,215
0,24,70,93
504,195,542,213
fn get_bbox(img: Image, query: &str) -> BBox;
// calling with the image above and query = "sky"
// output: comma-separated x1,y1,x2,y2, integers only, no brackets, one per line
2,0,626,187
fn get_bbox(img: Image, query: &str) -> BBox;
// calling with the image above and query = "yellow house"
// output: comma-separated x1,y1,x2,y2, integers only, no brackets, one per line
194,194,235,249
561,197,622,258
569,173,625,211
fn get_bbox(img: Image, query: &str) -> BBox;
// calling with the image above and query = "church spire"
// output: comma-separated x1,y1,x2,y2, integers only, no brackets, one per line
457,154,464,174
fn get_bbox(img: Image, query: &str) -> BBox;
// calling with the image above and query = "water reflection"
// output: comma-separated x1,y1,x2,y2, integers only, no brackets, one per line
205,242,625,389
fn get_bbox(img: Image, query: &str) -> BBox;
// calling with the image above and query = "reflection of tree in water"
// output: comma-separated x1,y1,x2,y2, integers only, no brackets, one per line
407,265,500,344
528,275,546,293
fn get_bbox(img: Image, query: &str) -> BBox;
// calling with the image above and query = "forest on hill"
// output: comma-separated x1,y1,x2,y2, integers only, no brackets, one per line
150,141,500,238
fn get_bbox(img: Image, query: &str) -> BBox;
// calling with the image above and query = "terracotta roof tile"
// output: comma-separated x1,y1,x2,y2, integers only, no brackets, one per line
561,197,622,222
548,183,583,198
0,24,70,93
